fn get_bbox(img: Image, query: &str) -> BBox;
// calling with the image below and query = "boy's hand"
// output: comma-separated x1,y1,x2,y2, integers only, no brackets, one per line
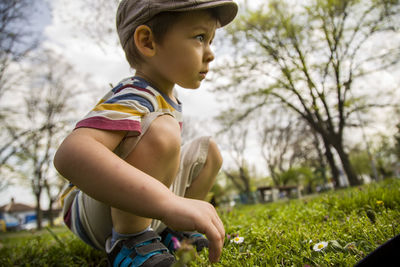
161,196,225,263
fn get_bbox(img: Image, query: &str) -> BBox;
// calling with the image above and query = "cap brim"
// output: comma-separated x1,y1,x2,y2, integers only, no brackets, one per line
175,1,238,27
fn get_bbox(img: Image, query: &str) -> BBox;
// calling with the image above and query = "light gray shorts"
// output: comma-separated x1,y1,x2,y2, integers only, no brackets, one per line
60,112,210,250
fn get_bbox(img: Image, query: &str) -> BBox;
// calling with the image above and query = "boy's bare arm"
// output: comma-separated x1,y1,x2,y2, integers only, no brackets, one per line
54,128,224,262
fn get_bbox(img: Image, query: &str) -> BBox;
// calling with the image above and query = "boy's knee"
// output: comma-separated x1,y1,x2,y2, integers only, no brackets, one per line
208,138,223,170
145,115,181,158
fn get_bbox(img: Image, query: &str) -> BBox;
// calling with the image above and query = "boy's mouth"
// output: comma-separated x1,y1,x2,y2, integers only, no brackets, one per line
199,71,207,79
199,70,208,78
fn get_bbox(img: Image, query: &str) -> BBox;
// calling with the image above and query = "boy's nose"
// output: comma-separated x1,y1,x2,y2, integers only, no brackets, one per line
204,46,215,63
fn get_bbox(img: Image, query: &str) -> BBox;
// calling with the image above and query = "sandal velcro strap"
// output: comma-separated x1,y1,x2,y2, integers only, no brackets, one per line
184,232,204,238
136,242,168,256
125,230,161,248
107,230,176,267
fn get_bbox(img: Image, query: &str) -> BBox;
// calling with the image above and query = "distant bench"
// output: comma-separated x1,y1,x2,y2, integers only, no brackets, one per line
257,185,302,203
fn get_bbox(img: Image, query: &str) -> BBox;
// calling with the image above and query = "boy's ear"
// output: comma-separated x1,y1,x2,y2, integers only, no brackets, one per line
134,25,156,57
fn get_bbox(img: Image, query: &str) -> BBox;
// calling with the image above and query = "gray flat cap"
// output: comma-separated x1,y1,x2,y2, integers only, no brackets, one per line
117,0,238,48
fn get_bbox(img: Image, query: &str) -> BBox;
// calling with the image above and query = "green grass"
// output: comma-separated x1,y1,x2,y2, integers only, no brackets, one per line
1,178,399,266
0,226,107,266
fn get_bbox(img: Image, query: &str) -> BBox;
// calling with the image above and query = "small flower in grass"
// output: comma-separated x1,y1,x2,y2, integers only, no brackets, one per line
171,236,181,250
230,235,244,244
376,200,384,206
313,241,328,251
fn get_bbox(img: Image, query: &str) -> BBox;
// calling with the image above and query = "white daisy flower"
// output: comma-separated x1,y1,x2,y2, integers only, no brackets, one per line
313,241,328,251
230,236,244,244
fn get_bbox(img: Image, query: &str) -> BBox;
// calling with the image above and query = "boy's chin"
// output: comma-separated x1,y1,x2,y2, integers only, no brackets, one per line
180,83,201,90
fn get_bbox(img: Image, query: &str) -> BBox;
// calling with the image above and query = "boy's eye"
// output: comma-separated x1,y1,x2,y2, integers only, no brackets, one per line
195,35,205,42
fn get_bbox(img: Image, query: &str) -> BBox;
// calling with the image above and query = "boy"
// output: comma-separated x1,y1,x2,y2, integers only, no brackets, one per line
54,0,238,266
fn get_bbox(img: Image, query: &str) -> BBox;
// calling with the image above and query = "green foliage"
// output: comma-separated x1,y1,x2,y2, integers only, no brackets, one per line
0,179,399,266
350,150,373,176
277,166,314,186
365,132,400,178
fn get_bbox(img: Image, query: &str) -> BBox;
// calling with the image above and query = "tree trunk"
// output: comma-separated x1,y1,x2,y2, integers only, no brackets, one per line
48,200,54,227
35,193,43,230
334,144,361,186
239,167,251,194
321,136,340,187
312,133,328,185
224,171,245,193
268,164,280,187
239,167,254,204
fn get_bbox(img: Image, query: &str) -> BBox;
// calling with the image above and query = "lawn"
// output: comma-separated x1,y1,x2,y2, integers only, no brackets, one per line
1,178,399,266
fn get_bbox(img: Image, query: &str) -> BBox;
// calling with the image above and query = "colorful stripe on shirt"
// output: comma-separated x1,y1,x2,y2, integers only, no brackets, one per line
75,76,182,134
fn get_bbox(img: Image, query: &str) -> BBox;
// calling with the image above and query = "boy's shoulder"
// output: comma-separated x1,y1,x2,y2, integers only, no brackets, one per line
103,76,182,114
111,76,157,97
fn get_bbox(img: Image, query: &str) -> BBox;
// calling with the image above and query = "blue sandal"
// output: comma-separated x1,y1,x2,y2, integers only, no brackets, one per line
106,230,175,267
160,227,209,253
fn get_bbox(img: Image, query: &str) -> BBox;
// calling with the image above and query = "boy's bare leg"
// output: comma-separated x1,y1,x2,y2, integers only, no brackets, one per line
184,139,223,200
111,115,181,234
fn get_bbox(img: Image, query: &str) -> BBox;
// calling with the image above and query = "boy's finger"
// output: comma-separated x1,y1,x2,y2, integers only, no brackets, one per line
206,224,223,262
213,213,225,238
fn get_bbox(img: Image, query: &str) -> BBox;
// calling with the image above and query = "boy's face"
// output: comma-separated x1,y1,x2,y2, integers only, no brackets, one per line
149,10,218,90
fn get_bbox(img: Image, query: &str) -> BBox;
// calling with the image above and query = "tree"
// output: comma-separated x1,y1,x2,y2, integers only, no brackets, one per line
256,106,330,186
0,0,46,185
218,125,254,201
0,0,38,99
44,173,66,227
258,109,294,186
278,166,314,187
215,0,400,186
372,130,400,178
349,146,373,178
57,0,119,46
395,123,400,159
15,49,87,229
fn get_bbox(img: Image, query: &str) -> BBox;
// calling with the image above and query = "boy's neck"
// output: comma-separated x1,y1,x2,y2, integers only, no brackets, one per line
134,71,177,103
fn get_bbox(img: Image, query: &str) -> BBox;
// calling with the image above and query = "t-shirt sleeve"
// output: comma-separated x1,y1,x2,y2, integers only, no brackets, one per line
75,89,156,136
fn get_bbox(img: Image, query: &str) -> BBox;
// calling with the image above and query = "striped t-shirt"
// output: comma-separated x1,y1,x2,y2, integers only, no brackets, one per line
75,76,183,136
